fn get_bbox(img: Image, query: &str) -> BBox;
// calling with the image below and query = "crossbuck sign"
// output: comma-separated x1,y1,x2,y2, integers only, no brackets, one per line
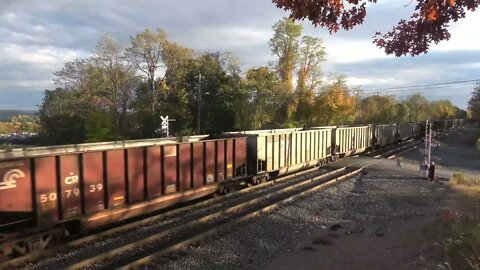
160,115,169,136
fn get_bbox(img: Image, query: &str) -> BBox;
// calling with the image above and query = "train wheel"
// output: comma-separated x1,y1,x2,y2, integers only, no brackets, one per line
7,228,64,259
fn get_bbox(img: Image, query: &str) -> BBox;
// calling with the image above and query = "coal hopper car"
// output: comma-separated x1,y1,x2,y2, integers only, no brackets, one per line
226,128,334,183
0,136,247,260
334,125,373,157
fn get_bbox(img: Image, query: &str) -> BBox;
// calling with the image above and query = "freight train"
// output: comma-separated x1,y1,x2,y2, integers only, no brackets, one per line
0,119,463,260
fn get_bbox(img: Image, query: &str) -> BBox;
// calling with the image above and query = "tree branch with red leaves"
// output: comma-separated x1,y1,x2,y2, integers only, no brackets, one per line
272,0,480,56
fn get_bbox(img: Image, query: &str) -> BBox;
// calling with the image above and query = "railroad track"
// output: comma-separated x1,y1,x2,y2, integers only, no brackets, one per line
0,138,424,270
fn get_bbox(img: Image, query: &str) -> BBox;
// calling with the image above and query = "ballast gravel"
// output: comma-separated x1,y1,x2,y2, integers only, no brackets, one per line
145,167,450,270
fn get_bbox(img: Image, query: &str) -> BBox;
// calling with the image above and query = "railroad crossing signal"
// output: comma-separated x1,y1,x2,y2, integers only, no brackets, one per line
160,116,176,137
160,116,169,136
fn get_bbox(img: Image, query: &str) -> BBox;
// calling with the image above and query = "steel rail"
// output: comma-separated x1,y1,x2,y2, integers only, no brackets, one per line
118,168,364,270
66,167,350,269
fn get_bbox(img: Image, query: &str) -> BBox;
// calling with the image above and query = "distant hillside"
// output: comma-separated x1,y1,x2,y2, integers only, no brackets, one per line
0,110,37,121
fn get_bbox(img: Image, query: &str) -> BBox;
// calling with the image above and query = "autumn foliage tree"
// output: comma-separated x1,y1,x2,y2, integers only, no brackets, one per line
314,77,357,125
272,0,480,56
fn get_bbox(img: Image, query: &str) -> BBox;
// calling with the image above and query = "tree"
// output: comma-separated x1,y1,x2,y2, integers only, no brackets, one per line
296,36,326,93
269,17,303,93
244,67,281,129
405,93,429,121
53,58,103,93
156,40,196,136
94,34,139,137
429,100,457,119
127,28,167,112
269,18,303,124
181,52,238,134
314,77,356,125
357,95,398,124
395,102,410,123
468,83,480,119
295,36,327,125
38,88,90,144
272,0,480,56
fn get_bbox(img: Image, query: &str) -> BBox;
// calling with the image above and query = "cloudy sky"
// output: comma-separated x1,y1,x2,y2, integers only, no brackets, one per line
1,0,479,110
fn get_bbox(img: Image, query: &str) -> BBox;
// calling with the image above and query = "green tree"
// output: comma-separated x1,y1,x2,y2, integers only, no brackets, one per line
357,95,398,124
181,53,237,134
405,93,429,121
395,102,410,123
38,88,89,144
158,40,197,136
85,111,115,142
468,83,480,119
244,67,281,129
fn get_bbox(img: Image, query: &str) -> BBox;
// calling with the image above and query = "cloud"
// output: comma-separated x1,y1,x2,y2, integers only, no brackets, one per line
0,0,479,110
332,50,480,108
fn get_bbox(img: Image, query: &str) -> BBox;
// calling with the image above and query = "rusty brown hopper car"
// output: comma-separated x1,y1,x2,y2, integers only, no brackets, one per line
0,136,247,259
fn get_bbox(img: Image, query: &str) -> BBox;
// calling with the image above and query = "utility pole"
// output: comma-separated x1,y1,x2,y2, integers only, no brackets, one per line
353,89,360,123
425,120,429,158
196,73,202,135
428,120,432,165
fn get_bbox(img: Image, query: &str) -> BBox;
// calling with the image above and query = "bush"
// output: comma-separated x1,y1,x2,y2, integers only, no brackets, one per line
85,111,116,143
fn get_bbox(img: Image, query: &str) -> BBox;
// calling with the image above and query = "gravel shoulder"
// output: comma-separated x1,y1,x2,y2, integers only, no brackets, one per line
147,126,480,270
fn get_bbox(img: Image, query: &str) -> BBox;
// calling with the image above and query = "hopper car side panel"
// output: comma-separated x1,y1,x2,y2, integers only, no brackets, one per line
106,150,126,208
34,157,59,226
335,126,373,156
58,155,82,220
247,129,333,176
0,159,33,232
127,148,145,203
398,123,413,140
82,152,105,215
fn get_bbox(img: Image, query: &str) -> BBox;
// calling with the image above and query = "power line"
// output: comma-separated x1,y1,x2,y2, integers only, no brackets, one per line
361,79,480,93
358,84,477,95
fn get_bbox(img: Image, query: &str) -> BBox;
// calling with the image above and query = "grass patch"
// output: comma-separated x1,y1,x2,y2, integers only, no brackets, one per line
425,177,480,269
450,174,480,187
435,210,480,270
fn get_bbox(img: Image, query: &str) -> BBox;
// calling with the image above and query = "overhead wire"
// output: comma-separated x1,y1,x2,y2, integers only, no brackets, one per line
358,79,480,94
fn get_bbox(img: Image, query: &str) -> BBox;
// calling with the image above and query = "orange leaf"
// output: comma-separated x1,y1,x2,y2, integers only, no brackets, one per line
426,5,439,21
